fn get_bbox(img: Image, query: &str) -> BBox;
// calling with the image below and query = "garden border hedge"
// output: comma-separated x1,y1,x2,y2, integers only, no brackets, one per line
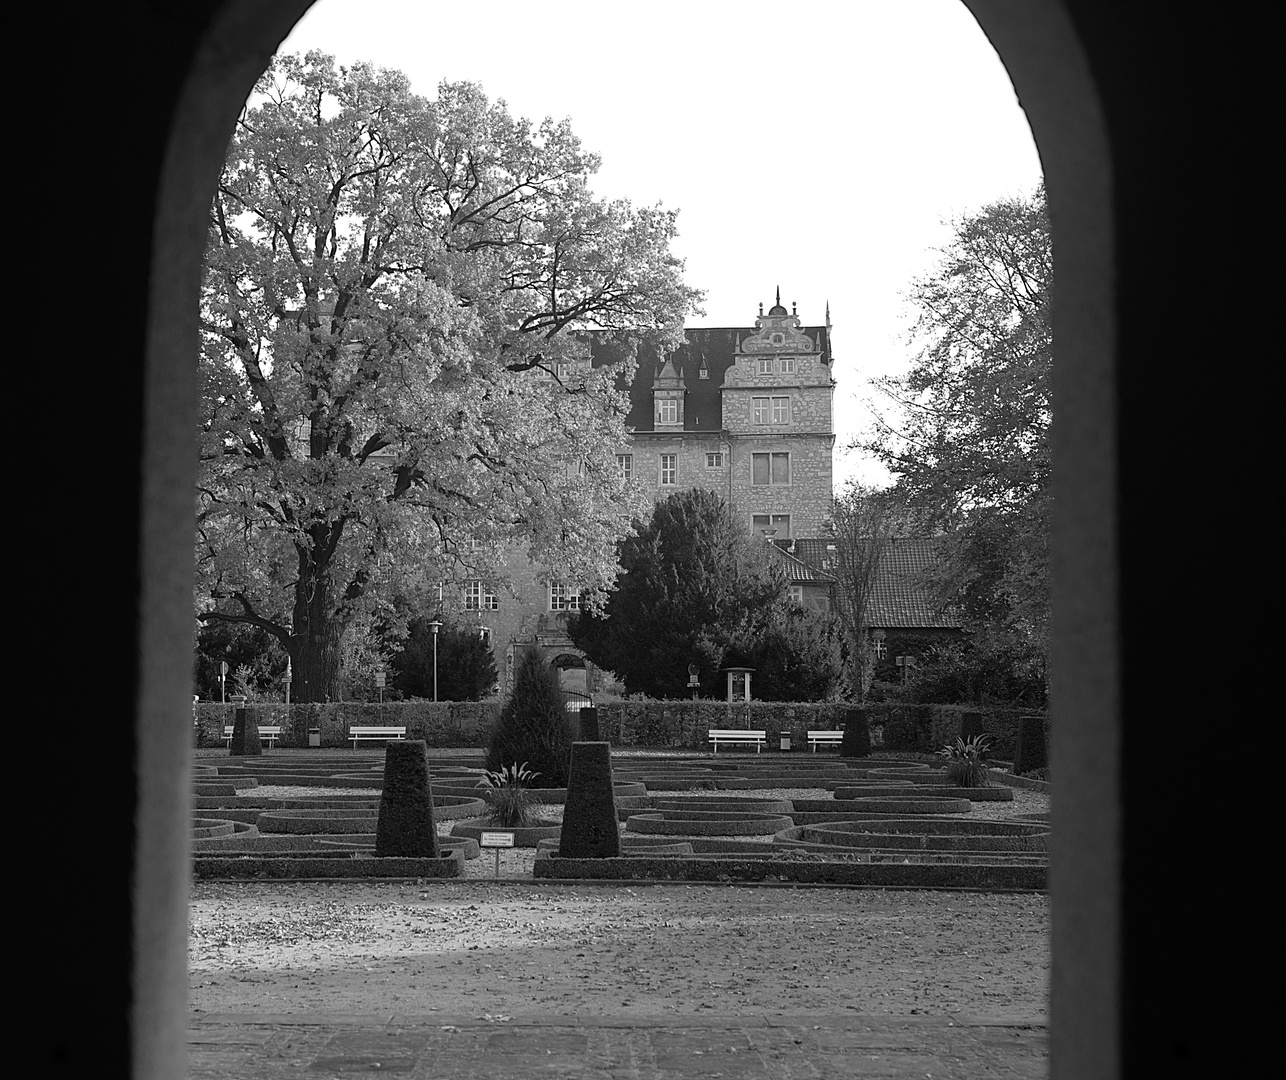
194,700,1049,759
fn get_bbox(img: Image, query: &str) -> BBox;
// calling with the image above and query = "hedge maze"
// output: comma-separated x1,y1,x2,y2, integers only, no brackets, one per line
191,745,1048,889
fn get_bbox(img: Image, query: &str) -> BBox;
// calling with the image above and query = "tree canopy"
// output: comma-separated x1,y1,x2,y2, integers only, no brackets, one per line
569,489,800,698
196,53,701,700
865,185,1050,697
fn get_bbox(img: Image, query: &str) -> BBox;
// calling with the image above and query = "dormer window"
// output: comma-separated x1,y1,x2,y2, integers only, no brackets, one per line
698,361,709,379
771,333,784,345
657,399,679,424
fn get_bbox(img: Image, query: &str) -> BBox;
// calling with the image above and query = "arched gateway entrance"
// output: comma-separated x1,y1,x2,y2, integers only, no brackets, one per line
35,2,1231,1076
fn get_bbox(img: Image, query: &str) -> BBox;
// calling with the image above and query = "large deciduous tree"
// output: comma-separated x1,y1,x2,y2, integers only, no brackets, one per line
828,481,905,701
569,489,788,698
197,53,700,700
865,185,1050,693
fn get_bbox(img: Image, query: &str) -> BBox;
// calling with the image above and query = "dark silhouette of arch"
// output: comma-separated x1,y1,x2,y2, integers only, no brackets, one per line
26,3,1241,1075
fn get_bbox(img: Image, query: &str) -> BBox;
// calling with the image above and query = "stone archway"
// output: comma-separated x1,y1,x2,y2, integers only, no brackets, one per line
118,3,1135,1077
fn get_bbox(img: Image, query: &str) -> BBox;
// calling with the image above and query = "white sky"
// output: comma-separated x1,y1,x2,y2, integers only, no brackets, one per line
277,0,1043,486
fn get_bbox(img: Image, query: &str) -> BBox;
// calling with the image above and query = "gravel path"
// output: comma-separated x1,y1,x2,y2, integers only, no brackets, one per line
189,881,1049,1019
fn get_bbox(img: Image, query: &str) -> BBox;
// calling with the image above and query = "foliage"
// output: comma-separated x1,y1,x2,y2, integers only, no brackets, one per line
477,762,540,827
569,489,788,698
723,603,845,701
193,619,288,700
391,617,498,701
866,185,1050,696
196,52,700,700
938,735,993,788
885,635,1048,707
486,648,578,786
828,482,909,701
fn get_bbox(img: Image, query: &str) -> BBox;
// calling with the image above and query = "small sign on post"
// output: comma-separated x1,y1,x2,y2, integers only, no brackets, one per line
479,831,515,879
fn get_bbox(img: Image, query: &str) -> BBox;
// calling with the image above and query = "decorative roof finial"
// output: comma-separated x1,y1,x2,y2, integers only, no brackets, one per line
792,301,797,316
758,301,763,316
775,285,781,308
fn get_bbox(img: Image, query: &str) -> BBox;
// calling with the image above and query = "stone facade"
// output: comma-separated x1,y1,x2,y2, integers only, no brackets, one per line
472,294,840,693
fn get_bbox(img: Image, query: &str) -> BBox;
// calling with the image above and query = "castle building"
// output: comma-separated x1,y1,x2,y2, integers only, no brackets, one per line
445,292,839,696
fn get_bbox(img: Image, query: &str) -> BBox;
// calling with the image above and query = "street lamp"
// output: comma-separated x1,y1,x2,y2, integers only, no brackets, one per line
428,620,443,702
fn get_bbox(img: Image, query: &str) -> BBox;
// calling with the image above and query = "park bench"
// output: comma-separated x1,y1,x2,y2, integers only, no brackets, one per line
707,729,767,754
807,730,844,752
222,725,281,748
348,725,407,748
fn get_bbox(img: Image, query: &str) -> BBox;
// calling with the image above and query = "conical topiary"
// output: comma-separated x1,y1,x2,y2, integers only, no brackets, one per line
578,707,601,741
1014,714,1048,774
375,740,439,857
229,706,262,756
486,647,578,787
560,742,620,858
840,707,871,758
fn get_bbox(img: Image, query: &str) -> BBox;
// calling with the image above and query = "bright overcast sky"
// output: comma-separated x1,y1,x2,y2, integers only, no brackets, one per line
276,0,1043,486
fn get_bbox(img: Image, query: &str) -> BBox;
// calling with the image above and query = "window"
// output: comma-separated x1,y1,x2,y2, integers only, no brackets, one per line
549,582,581,611
752,513,791,537
770,333,784,345
753,396,789,424
659,454,677,485
873,637,887,660
617,454,633,480
789,585,805,605
657,399,678,424
751,452,790,485
698,362,709,380
465,581,498,611
780,356,795,374
758,357,774,375
706,452,723,468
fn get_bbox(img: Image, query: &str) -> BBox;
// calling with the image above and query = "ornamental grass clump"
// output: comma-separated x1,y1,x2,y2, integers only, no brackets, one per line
478,762,540,828
938,734,992,788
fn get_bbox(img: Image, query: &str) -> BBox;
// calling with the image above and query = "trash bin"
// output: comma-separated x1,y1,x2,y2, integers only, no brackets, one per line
308,728,321,748
779,731,791,752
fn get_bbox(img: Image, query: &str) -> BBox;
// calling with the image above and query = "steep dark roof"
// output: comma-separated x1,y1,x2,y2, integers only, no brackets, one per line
781,536,963,630
591,326,833,433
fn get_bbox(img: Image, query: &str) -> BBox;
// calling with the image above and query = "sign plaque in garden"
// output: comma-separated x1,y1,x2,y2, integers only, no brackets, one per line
480,831,515,878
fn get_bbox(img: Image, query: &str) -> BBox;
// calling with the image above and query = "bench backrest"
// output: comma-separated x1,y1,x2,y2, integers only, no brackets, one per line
708,729,766,737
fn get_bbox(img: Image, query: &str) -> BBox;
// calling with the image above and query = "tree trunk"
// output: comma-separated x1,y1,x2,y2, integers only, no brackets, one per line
289,546,346,702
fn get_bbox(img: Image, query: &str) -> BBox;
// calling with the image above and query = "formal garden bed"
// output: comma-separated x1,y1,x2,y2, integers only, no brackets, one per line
190,743,1048,887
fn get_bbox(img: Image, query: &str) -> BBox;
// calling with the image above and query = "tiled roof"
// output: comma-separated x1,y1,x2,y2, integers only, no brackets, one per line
779,536,963,630
766,541,836,583
591,325,833,433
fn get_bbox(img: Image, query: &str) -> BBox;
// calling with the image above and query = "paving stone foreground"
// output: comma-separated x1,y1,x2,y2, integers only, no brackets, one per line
188,1012,1047,1078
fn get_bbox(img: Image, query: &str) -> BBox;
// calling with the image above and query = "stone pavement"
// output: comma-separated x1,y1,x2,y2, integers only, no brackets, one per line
188,1011,1047,1078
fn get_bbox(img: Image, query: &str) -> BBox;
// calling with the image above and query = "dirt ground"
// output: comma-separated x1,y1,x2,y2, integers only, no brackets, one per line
189,882,1049,1020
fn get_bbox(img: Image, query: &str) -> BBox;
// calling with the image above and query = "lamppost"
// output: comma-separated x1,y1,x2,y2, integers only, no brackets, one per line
428,620,443,702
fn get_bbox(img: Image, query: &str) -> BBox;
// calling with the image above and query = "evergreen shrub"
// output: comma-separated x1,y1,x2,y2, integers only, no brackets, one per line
1014,714,1049,773
229,706,262,756
374,740,440,857
485,648,578,787
839,707,872,758
560,742,621,858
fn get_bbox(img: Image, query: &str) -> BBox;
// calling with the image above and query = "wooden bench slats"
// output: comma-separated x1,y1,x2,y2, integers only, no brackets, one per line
348,725,407,748
222,725,281,748
707,729,767,754
806,730,844,752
